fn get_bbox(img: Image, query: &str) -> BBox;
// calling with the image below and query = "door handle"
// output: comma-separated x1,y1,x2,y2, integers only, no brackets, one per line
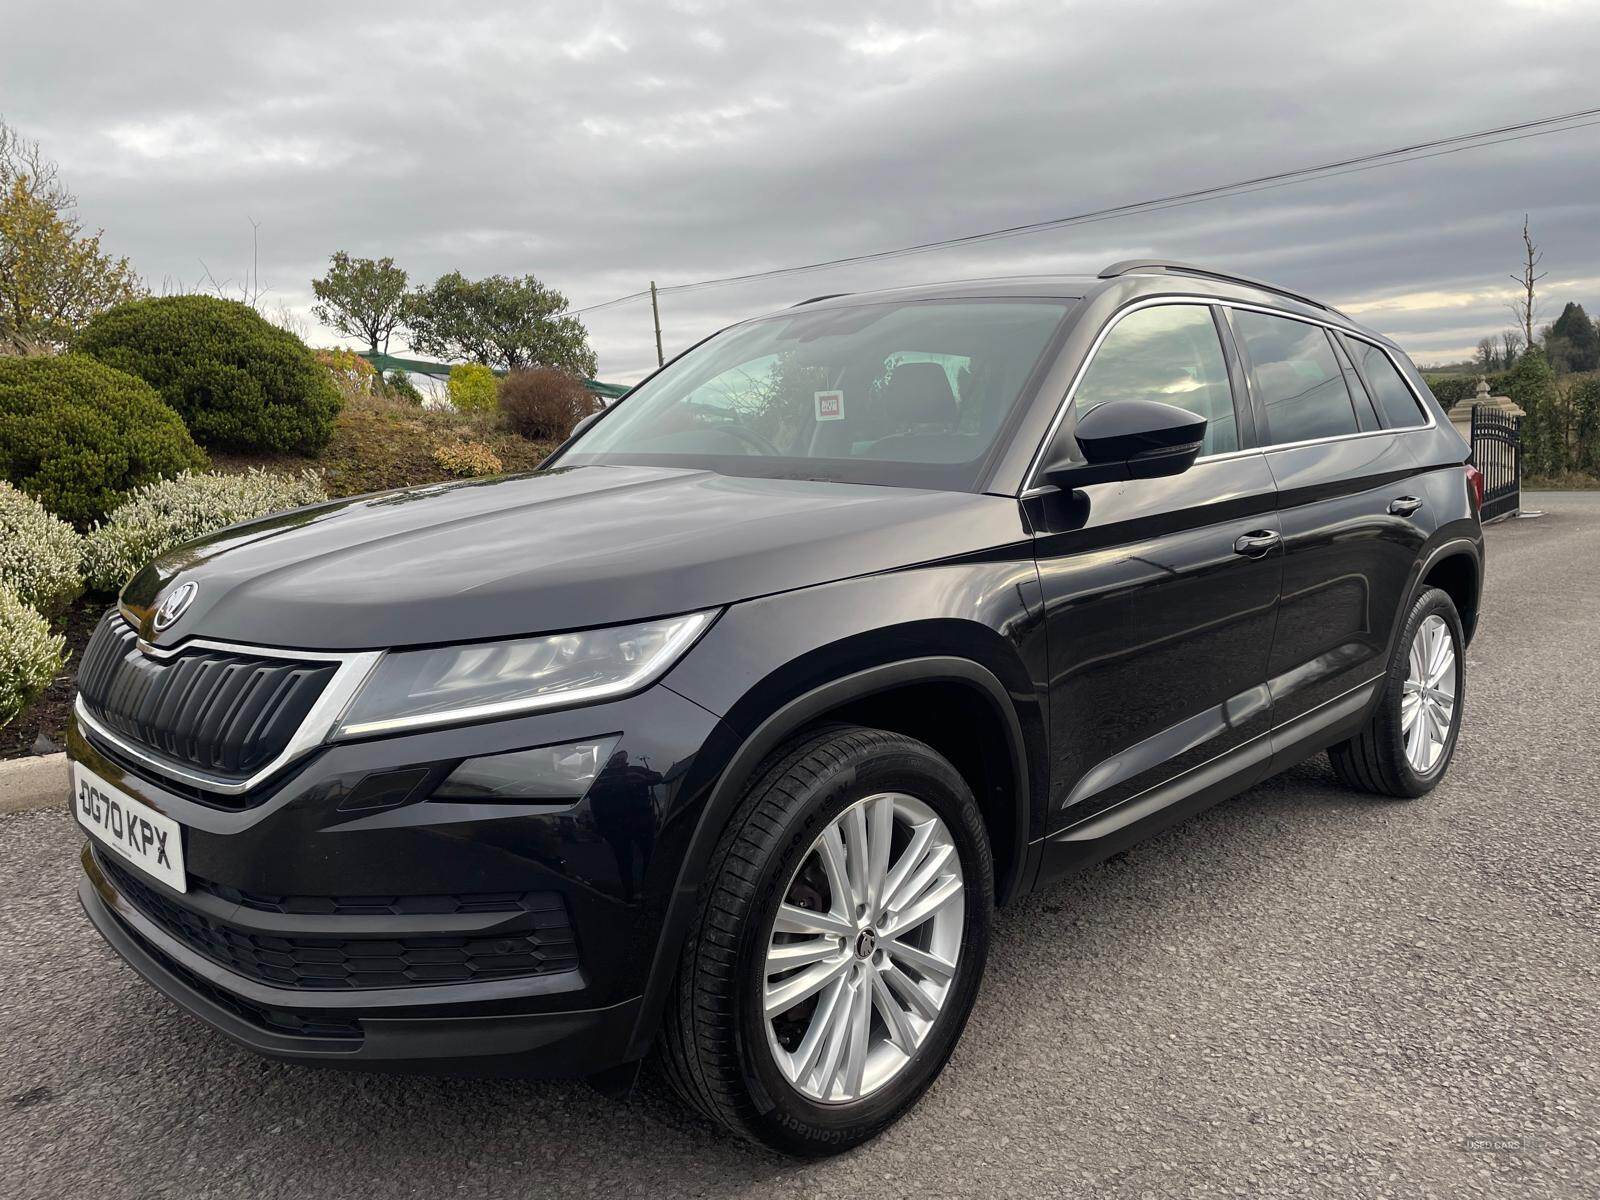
1233,529,1281,558
1388,496,1423,517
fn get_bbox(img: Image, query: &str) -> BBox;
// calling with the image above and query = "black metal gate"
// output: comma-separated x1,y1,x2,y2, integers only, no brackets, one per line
1471,405,1521,522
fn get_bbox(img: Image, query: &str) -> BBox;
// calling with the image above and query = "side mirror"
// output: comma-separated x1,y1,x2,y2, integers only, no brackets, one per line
571,409,604,438
1041,399,1206,488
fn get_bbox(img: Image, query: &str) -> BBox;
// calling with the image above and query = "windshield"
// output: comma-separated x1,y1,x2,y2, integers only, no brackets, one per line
557,299,1072,490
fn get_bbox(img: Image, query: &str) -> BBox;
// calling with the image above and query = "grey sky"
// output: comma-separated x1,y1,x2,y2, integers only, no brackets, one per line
5,0,1599,381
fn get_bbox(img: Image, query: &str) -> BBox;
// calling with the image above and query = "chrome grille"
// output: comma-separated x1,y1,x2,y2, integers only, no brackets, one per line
76,611,338,784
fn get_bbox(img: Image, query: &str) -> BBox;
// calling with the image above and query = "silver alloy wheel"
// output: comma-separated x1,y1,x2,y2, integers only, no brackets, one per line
1402,613,1458,773
762,792,965,1104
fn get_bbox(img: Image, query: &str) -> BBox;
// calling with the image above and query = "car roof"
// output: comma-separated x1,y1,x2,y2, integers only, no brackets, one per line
772,264,1398,350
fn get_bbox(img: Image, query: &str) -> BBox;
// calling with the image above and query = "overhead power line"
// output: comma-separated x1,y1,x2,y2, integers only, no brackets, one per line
566,105,1600,318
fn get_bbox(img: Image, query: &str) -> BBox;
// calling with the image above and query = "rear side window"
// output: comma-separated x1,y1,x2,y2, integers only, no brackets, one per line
1072,304,1238,455
1331,335,1380,431
1350,339,1429,428
1232,311,1357,444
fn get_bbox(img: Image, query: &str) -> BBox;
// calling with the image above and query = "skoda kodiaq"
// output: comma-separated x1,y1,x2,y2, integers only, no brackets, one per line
70,261,1485,1155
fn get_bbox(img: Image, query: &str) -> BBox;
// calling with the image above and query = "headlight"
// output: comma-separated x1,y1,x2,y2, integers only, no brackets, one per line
335,610,716,738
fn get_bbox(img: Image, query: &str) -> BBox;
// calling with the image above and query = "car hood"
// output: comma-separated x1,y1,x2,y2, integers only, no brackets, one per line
123,465,1026,650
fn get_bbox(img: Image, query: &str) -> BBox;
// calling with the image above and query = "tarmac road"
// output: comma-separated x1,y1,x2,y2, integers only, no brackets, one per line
2,493,1596,1199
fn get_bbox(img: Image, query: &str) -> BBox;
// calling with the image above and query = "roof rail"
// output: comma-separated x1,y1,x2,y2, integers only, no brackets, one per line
1097,260,1349,319
792,293,851,307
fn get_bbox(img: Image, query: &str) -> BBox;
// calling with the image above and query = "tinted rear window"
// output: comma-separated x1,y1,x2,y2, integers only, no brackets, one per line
1350,339,1429,428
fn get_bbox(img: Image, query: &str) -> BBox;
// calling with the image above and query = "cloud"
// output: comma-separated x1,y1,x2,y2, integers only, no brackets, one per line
3,0,1598,379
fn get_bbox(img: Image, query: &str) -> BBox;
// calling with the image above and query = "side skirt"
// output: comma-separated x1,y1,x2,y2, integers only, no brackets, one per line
1033,678,1379,887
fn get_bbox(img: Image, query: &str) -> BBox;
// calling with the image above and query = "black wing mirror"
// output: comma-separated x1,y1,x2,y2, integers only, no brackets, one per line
1041,399,1206,488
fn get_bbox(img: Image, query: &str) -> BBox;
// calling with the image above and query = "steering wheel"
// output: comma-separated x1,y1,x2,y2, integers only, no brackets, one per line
715,423,783,456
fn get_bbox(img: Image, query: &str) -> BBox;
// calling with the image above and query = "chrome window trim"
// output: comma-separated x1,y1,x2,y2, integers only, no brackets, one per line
76,632,382,796
1019,294,1437,493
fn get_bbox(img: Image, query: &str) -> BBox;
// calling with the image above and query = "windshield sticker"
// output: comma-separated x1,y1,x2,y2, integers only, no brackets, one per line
814,390,844,421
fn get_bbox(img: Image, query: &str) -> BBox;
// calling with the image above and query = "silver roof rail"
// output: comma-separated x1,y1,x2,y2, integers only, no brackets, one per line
1097,260,1350,320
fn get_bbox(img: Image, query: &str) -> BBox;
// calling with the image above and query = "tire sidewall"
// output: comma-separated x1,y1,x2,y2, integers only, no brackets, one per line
732,739,993,1155
1383,588,1466,794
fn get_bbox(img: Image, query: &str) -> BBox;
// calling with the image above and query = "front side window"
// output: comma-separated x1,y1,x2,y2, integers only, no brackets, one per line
560,300,1072,491
1071,304,1238,455
1232,311,1358,445
1350,338,1429,429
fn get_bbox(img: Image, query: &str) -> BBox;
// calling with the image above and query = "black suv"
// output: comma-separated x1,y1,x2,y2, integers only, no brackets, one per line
69,261,1484,1155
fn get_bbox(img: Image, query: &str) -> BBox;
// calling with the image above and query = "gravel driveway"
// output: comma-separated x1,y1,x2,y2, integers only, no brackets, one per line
3,493,1596,1199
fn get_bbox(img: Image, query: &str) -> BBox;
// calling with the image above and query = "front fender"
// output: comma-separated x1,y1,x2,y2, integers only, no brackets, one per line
625,561,1048,1059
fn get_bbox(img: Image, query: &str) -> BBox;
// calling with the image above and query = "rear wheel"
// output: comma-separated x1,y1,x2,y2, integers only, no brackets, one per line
1329,587,1466,798
659,725,993,1156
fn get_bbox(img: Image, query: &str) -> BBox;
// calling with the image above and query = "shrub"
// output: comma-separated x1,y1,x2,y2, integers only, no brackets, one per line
314,348,377,393
446,363,497,413
431,442,502,478
1571,376,1600,474
81,469,329,594
0,483,82,615
76,295,342,453
385,370,423,404
1506,349,1563,477
0,353,207,526
498,367,602,441
0,588,66,729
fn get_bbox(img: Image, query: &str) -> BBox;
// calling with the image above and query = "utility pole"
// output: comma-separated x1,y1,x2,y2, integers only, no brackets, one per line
650,280,664,367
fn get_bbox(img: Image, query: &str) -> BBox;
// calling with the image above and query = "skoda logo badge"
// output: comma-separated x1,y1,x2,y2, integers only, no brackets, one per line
153,581,198,632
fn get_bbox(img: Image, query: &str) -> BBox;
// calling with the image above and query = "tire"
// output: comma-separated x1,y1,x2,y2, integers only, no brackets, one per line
658,724,994,1156
1329,586,1466,798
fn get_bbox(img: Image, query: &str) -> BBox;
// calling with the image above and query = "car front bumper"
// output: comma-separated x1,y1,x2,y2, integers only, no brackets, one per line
67,681,735,1077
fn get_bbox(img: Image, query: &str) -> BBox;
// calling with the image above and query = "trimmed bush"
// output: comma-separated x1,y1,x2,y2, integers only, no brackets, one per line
432,442,502,478
0,354,207,526
0,483,83,616
447,363,497,413
0,588,66,729
77,295,342,453
81,469,329,594
498,367,602,441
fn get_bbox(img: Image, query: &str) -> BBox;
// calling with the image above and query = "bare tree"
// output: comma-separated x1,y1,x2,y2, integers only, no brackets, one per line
0,117,72,214
1476,337,1496,373
196,218,268,309
1500,329,1524,370
1508,214,1546,352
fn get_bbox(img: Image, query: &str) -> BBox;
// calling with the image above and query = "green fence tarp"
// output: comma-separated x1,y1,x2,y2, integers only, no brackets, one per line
359,352,629,400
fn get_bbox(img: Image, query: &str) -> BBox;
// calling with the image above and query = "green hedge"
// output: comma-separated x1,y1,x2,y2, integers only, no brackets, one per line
1422,373,1511,407
77,295,341,453
0,354,207,527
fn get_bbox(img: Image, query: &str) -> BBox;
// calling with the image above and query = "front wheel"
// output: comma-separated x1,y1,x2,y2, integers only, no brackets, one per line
1329,586,1466,798
659,725,993,1156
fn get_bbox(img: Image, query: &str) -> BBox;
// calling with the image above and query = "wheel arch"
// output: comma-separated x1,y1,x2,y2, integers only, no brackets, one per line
1419,543,1482,644
627,655,1033,1060
1399,532,1483,646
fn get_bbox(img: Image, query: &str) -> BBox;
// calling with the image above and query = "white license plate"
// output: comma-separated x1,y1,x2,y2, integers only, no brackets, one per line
72,763,187,893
